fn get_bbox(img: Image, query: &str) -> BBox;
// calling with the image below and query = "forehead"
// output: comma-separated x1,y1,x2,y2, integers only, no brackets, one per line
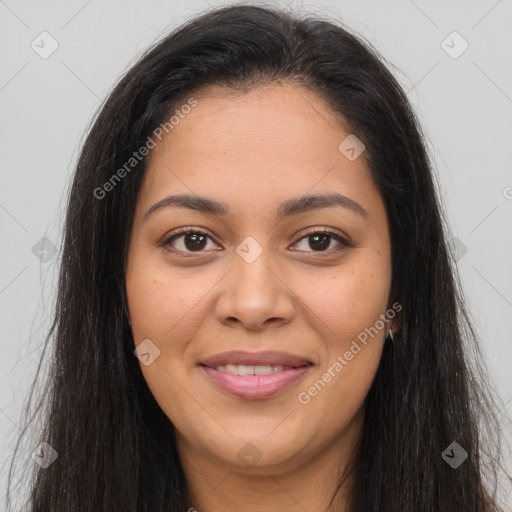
138,83,385,225
158,82,351,157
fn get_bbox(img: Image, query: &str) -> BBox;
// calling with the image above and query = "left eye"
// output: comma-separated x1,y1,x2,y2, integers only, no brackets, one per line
163,228,349,255
292,229,348,253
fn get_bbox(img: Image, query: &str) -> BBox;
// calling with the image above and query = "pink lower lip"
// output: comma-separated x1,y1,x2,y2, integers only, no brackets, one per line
201,365,311,399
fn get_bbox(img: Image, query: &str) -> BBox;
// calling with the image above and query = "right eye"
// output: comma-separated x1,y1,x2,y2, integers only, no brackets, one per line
162,228,221,255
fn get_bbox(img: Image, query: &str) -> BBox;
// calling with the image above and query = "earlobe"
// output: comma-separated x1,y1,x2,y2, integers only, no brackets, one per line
388,303,403,336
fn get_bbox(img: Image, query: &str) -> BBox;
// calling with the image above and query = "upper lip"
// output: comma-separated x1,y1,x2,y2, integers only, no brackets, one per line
200,350,312,368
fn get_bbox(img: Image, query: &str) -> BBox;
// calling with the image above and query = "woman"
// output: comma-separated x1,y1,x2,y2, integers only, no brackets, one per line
7,4,508,511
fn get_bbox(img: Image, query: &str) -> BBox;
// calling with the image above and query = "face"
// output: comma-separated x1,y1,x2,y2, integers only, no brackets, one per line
126,82,397,475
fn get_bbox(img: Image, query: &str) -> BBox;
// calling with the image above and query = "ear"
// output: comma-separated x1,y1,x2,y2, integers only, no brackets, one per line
386,301,403,336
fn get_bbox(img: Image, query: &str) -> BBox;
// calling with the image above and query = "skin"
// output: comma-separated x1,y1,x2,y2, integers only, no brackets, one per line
126,82,399,512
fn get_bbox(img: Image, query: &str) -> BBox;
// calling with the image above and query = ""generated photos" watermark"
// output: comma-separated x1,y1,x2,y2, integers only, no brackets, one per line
297,302,402,405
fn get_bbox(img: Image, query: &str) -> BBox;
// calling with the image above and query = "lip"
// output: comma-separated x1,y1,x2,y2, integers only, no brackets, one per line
201,365,311,399
200,350,312,368
199,350,313,400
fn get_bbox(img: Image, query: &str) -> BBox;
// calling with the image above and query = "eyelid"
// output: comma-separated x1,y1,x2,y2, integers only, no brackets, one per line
161,226,351,256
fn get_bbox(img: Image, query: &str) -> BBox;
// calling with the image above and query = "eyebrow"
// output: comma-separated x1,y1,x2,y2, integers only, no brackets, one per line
143,192,368,222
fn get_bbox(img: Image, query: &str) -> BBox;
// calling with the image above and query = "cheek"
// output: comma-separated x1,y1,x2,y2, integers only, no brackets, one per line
293,255,391,342
126,263,205,418
127,275,195,344
126,254,225,360
126,253,187,342
294,272,388,426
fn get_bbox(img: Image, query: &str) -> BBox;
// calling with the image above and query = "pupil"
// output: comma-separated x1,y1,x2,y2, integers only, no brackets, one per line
185,233,207,251
310,234,329,251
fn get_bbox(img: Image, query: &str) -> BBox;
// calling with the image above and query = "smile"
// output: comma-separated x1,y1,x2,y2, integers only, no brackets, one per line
212,364,293,375
199,350,313,399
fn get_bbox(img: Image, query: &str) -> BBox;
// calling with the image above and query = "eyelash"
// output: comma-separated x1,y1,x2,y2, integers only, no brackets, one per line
161,227,350,257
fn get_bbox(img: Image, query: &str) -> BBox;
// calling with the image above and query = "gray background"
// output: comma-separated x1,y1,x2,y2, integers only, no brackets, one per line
1,0,511,509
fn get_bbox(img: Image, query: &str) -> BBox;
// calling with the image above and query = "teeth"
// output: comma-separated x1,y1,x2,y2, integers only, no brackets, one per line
215,364,286,375
255,365,272,375
226,364,238,374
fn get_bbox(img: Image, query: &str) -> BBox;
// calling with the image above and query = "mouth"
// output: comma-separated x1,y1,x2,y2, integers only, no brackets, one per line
204,363,300,375
199,350,313,400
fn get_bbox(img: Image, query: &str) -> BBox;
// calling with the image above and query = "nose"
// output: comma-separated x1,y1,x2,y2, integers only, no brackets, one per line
214,246,295,331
